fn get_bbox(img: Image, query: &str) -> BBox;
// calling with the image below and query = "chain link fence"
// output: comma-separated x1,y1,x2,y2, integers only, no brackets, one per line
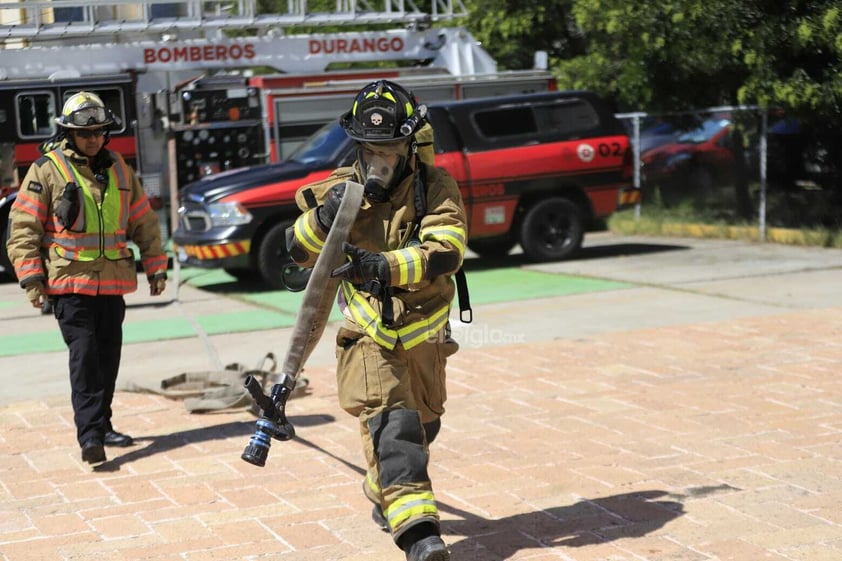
617,107,842,240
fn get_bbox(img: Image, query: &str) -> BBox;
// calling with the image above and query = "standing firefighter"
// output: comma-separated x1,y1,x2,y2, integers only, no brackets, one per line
6,92,168,465
288,80,466,561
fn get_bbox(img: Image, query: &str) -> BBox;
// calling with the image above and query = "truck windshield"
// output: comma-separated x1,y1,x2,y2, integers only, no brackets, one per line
287,121,351,166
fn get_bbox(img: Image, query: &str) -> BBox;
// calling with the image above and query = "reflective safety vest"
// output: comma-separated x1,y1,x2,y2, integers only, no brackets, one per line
44,150,133,262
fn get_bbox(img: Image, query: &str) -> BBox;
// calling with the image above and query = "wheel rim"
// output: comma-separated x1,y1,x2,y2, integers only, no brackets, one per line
281,263,310,292
536,206,574,252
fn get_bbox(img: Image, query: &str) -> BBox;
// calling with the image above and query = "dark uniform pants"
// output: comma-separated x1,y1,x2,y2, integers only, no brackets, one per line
53,294,126,445
335,322,458,543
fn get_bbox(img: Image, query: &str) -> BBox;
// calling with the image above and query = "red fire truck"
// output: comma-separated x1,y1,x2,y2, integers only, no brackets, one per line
0,0,555,277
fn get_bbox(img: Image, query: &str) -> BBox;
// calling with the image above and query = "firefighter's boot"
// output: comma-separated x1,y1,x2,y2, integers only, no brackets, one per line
399,523,449,561
404,535,449,561
371,504,388,531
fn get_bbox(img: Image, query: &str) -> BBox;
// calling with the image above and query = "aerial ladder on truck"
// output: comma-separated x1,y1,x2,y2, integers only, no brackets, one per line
0,0,554,277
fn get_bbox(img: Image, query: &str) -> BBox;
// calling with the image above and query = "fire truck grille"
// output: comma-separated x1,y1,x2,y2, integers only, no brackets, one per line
178,202,211,232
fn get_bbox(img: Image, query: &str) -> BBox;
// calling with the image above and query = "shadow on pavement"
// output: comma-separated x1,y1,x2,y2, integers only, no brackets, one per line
189,276,276,295
441,490,685,558
125,300,175,310
576,241,690,261
184,241,692,293
93,413,335,472
462,242,690,273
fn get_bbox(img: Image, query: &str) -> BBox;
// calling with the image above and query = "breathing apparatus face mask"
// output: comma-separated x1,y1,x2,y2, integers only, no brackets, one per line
358,141,410,202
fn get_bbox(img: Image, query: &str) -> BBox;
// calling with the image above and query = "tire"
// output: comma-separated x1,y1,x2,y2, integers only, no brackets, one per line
256,221,309,290
467,235,516,259
518,197,584,262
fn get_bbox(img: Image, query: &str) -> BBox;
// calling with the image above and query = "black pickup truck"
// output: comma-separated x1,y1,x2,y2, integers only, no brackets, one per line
173,90,638,288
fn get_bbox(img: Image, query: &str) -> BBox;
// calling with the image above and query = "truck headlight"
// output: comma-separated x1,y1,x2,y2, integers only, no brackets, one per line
207,202,252,227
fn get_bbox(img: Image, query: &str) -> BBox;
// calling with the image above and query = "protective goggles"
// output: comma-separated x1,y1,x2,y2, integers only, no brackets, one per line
66,106,109,127
74,128,107,139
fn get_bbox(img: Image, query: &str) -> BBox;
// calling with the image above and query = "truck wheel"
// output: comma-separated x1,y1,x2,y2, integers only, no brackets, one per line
257,222,296,290
467,235,516,259
518,198,583,262
0,208,16,282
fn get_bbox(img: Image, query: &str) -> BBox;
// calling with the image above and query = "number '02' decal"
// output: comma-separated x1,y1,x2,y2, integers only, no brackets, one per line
598,142,624,157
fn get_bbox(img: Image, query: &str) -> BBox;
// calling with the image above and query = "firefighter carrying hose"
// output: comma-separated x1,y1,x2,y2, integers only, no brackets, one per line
5,92,168,466
287,80,467,561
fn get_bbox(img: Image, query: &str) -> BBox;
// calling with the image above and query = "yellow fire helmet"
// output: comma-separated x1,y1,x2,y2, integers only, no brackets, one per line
55,92,115,129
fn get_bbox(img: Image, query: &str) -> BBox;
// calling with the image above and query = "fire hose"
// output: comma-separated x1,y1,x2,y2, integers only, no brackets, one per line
241,180,364,466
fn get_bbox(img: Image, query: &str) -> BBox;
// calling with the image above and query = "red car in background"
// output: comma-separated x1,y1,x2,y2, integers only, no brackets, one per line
641,117,735,196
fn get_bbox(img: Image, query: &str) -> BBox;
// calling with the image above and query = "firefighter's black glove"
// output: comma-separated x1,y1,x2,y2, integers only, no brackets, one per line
316,183,346,231
331,242,391,292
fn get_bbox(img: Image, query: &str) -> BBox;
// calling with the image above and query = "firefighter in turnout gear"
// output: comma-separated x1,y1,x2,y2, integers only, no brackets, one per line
288,80,466,561
6,91,168,466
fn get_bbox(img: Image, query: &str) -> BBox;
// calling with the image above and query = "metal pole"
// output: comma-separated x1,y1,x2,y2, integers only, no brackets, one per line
166,131,224,370
166,132,181,303
758,110,768,241
632,113,641,219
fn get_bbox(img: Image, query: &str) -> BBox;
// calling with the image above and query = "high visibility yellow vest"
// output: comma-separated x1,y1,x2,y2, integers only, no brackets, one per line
45,150,133,262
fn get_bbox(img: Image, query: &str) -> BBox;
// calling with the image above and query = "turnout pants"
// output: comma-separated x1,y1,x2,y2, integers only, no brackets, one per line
53,294,126,446
335,322,458,543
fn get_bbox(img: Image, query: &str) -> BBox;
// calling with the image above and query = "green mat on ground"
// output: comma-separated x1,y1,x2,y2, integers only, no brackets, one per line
0,267,631,356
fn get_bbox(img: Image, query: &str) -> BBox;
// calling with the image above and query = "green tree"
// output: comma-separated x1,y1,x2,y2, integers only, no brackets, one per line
556,0,753,111
460,0,586,70
468,0,842,124
736,3,842,123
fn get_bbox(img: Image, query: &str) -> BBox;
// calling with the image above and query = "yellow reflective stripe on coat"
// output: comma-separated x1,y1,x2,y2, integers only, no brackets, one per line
340,281,451,350
420,224,467,254
341,281,399,348
294,211,326,253
383,491,439,529
391,247,424,285
395,304,450,349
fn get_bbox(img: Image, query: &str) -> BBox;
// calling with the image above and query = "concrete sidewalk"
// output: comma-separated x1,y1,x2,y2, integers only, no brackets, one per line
2,234,842,560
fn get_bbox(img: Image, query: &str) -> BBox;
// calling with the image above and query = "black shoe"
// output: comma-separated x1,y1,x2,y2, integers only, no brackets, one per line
371,504,389,532
103,430,134,447
405,536,449,561
81,439,106,464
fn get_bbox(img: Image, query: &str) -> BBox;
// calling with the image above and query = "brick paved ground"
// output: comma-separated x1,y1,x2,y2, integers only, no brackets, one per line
2,306,842,560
